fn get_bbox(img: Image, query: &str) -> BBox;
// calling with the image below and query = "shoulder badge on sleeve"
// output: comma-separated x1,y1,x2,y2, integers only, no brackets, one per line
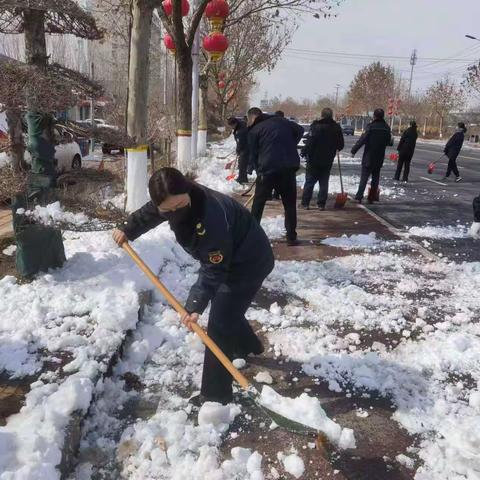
208,251,224,264
196,222,206,236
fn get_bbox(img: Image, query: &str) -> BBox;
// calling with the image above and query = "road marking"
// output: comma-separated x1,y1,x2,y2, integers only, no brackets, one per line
419,176,447,186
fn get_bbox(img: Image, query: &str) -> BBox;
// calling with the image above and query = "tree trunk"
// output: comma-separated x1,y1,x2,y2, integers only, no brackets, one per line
198,73,208,156
176,49,193,172
23,9,56,181
125,0,153,212
6,109,25,173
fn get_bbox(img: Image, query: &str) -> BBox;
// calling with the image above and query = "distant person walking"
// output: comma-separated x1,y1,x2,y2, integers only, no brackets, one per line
351,108,393,203
227,117,249,184
300,108,344,210
443,122,467,182
394,120,418,182
248,107,304,245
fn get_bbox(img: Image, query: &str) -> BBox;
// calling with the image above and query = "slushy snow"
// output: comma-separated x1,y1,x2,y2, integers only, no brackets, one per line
259,386,356,449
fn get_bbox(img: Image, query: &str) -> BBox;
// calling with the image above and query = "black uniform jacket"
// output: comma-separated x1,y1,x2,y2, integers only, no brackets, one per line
444,131,465,159
121,185,274,315
234,120,249,157
474,194,480,222
351,119,393,170
248,115,304,176
301,118,344,170
397,126,418,156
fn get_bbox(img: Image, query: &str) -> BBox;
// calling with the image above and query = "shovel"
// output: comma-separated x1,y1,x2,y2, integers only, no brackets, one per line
334,153,348,209
226,156,238,181
122,242,329,447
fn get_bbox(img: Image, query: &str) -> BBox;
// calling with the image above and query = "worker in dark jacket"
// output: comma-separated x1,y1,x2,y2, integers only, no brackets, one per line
471,194,480,239
300,108,344,209
351,108,393,203
227,117,250,184
112,168,274,405
443,122,467,182
248,107,304,245
394,120,418,182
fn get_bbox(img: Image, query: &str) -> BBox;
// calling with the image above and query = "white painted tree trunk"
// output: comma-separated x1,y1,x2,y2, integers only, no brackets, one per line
126,146,149,212
198,129,207,156
177,135,192,173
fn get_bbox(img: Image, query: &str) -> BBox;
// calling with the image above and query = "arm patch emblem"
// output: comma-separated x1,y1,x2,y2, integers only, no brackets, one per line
208,251,224,264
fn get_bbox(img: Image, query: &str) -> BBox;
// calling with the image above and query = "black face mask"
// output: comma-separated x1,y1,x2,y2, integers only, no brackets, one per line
162,205,192,225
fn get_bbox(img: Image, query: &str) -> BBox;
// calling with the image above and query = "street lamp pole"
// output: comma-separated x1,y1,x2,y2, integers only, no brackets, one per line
335,84,340,107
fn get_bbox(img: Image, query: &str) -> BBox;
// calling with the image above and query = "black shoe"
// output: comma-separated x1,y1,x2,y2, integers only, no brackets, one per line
287,238,300,246
233,335,264,357
300,204,310,210
317,204,325,211
235,178,248,185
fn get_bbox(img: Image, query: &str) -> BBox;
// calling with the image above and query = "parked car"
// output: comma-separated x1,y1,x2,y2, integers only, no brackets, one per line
77,119,124,155
342,125,355,136
297,123,311,150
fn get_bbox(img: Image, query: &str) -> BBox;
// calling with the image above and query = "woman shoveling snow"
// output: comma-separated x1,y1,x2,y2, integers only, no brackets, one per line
113,167,274,405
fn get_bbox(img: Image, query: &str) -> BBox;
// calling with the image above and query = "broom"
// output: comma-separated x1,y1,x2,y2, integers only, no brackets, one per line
428,154,445,174
334,153,348,209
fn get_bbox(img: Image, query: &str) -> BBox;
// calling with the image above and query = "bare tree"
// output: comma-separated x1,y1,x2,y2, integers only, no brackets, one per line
425,77,465,138
464,60,480,99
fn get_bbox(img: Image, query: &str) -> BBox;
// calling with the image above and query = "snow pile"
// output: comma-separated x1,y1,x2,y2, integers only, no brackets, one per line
17,201,89,227
0,222,200,479
198,402,241,433
407,224,470,240
321,232,383,250
254,371,273,385
1,244,16,256
261,215,285,240
259,386,356,449
248,253,480,479
277,451,305,479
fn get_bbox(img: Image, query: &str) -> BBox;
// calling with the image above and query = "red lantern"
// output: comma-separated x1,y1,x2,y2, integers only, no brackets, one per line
205,0,229,31
203,32,228,62
218,80,226,89
162,0,190,16
163,34,176,53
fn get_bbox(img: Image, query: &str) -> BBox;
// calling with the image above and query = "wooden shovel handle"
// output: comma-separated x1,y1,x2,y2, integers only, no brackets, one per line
122,242,251,390
337,152,344,194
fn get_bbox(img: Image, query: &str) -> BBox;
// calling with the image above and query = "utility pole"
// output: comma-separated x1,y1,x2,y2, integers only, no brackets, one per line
191,0,200,168
408,49,417,99
335,84,340,107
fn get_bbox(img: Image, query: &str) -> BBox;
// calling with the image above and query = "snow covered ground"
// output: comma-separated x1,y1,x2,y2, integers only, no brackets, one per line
1,135,480,479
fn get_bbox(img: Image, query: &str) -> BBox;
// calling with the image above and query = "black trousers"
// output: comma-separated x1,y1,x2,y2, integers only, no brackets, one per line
201,278,265,401
445,154,460,178
251,169,297,241
356,166,381,200
301,166,331,207
394,152,413,181
237,153,249,183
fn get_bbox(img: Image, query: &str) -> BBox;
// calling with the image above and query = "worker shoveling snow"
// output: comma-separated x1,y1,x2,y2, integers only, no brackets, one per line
259,385,356,450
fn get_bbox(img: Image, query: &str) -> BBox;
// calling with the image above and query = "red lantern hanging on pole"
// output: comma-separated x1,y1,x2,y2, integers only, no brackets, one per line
205,0,229,32
162,0,190,16
203,32,228,62
163,34,176,54
218,80,226,89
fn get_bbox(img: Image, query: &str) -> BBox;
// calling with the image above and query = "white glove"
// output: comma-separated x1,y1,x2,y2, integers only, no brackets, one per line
471,222,480,239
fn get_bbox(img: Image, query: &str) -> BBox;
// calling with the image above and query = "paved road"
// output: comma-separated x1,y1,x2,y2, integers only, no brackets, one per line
341,135,480,262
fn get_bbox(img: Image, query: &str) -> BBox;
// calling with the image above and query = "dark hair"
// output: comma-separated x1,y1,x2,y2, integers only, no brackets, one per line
148,167,193,205
227,116,238,127
247,107,262,117
321,107,333,120
374,108,385,120
274,110,285,117
458,122,467,132
410,120,417,128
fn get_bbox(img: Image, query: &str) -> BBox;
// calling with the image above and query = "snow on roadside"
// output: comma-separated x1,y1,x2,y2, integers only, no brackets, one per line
17,201,90,227
407,224,470,240
0,223,200,479
321,232,383,250
247,253,480,480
